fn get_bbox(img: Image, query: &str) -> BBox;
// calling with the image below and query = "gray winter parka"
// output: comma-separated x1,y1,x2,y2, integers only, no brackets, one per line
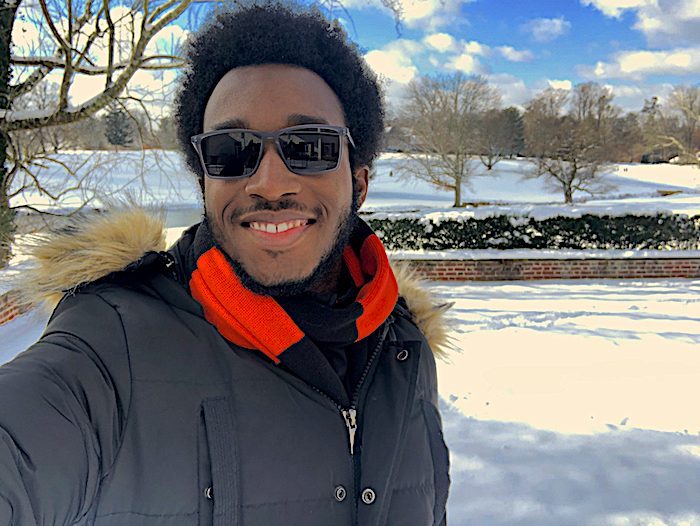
0,208,450,526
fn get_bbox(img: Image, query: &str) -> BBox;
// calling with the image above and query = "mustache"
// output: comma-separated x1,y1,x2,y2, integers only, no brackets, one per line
228,199,322,221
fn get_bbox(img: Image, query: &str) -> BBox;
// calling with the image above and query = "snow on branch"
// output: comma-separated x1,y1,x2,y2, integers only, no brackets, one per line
11,54,186,75
2,0,192,132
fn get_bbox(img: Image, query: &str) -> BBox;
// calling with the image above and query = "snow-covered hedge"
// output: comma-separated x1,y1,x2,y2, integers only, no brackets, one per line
365,213,700,250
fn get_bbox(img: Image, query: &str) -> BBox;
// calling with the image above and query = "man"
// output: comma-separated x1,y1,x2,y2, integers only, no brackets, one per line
0,4,450,525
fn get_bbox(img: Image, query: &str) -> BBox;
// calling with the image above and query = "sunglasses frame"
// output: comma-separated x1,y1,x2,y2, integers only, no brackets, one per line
190,124,356,179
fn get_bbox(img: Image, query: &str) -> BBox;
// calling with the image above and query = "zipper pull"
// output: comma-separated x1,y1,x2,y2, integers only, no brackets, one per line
341,407,358,455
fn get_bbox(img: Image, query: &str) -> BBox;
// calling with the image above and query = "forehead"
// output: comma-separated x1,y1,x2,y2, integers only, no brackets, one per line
202,64,346,132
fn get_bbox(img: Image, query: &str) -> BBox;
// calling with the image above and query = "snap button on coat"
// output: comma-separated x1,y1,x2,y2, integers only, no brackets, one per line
361,488,376,504
334,486,347,502
205,486,213,500
397,349,409,361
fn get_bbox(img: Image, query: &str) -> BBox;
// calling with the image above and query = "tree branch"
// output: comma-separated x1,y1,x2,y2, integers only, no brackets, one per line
2,0,192,132
10,54,186,74
9,61,54,100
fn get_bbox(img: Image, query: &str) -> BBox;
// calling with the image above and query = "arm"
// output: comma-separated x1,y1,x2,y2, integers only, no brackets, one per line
0,293,131,525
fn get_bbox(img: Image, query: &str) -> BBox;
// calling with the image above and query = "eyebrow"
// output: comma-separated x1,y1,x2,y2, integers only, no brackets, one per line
208,114,330,132
285,113,330,126
210,118,248,131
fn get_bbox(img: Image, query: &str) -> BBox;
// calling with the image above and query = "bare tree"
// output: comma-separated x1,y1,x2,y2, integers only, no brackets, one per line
640,95,684,163
399,73,500,207
524,87,615,204
0,0,192,266
610,111,645,162
0,0,406,267
473,108,521,170
666,84,700,162
570,81,621,161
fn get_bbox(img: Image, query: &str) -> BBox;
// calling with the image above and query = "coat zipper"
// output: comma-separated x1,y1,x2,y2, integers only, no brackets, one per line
304,317,393,525
306,315,394,456
341,407,358,455
340,316,393,455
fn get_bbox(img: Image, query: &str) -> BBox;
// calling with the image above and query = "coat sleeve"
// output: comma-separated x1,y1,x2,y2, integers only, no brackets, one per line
0,292,131,525
419,339,450,526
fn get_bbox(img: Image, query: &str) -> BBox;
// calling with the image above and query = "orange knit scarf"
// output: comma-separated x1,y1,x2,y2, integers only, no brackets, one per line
189,221,398,364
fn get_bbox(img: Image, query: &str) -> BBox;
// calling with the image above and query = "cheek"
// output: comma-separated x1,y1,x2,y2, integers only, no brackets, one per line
205,180,240,219
329,173,354,211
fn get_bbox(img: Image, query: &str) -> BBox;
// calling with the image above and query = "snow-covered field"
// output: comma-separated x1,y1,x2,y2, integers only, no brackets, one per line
3,152,700,525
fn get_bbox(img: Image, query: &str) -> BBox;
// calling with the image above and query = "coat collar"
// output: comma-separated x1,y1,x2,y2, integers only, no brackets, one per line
13,204,451,357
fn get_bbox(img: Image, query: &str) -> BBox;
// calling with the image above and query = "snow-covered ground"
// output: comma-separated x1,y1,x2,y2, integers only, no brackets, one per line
10,150,700,220
3,152,700,525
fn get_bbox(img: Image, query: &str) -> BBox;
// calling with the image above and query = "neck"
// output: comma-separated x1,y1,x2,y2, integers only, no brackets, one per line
306,257,343,295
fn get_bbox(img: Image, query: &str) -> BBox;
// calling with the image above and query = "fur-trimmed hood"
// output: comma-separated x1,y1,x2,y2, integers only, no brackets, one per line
14,206,451,356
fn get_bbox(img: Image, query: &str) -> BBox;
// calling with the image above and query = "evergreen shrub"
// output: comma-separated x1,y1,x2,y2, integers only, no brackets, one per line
366,213,700,251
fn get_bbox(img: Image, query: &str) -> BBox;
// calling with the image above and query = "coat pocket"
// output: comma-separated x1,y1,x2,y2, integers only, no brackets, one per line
199,398,239,526
421,400,450,526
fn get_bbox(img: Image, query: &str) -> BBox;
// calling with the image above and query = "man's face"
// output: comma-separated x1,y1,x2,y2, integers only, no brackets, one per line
202,64,369,295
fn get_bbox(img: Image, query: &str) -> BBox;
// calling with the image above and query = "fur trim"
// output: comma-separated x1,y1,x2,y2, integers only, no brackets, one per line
15,206,166,312
391,262,453,359
12,206,451,356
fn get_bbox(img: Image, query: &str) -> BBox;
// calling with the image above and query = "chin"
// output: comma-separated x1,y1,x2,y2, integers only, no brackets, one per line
227,254,326,297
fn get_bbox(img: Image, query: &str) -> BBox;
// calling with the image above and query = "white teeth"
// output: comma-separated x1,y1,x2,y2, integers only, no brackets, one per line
249,220,308,233
249,219,308,234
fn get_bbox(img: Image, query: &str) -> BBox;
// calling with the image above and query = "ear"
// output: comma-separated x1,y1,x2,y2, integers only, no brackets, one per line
353,166,370,210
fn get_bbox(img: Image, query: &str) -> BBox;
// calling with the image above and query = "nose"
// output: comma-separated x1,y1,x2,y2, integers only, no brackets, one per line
244,139,302,201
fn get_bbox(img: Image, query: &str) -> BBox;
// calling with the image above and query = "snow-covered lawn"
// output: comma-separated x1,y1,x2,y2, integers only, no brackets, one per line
9,150,700,218
3,278,699,525
3,152,700,525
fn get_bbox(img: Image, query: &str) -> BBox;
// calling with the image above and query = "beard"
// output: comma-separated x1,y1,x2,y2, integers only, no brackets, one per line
205,182,362,297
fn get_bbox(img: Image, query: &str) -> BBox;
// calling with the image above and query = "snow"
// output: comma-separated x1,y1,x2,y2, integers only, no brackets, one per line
3,152,700,525
389,248,700,260
2,277,700,525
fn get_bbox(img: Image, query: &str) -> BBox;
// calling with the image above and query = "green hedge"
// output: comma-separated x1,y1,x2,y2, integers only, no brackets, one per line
365,213,700,251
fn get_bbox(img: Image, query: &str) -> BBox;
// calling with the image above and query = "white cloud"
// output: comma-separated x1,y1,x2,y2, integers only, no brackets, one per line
581,0,700,46
421,37,533,74
464,41,489,56
547,79,573,90
496,46,535,62
521,17,572,43
487,73,534,109
340,0,472,29
446,53,489,75
606,82,676,112
578,46,700,80
364,40,422,84
400,0,470,28
424,33,459,53
580,0,649,19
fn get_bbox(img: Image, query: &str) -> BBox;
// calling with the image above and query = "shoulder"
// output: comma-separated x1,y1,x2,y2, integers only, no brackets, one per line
391,262,452,359
14,205,168,314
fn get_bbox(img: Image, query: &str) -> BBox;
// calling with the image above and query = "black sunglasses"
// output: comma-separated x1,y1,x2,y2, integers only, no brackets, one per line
190,124,355,179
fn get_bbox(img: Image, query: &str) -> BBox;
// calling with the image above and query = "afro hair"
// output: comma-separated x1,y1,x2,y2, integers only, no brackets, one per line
173,2,385,180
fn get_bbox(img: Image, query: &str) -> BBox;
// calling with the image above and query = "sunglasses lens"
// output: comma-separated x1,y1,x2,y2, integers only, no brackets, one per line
200,131,262,178
278,129,341,174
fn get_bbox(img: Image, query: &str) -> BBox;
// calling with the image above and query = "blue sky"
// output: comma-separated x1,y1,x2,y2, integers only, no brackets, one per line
9,0,700,117
331,0,700,112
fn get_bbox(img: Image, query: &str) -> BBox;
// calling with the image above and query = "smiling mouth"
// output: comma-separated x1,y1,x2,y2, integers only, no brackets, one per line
241,218,316,234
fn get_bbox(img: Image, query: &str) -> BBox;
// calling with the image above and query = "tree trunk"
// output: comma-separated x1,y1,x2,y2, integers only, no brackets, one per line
0,1,19,268
564,185,573,204
453,177,462,207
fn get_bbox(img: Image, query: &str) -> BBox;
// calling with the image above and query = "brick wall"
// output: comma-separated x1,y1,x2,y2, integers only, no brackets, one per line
402,258,700,281
0,291,31,326
2,257,699,326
